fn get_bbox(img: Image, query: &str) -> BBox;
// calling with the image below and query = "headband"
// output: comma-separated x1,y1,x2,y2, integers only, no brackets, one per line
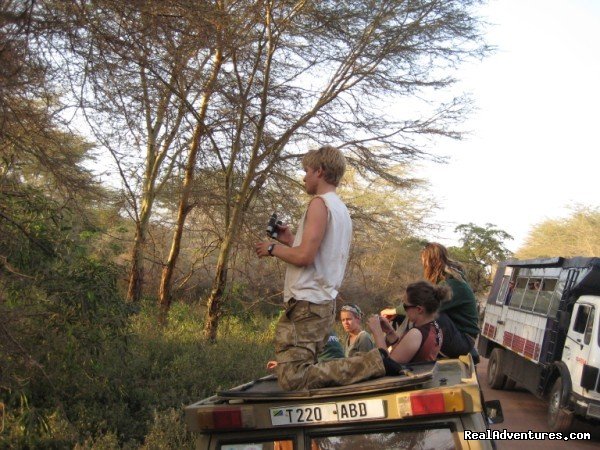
341,304,362,318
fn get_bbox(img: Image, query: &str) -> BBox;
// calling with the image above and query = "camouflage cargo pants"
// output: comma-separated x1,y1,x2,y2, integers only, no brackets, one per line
275,299,385,391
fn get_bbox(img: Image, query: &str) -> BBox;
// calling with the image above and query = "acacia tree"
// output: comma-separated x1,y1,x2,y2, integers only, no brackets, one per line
1,1,93,194
342,166,437,298
0,4,126,443
51,0,220,302
451,222,513,292
517,206,600,259
153,0,489,339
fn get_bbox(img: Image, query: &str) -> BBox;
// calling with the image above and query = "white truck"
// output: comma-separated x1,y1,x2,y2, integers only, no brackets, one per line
478,256,600,431
185,355,502,450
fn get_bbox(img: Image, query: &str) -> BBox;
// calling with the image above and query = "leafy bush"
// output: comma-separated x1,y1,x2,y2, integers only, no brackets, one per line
0,164,277,448
1,289,276,448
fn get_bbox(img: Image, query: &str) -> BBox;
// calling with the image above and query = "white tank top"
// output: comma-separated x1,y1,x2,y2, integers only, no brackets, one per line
283,192,352,304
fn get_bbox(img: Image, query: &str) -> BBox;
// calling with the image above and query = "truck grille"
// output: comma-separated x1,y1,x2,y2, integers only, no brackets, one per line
587,403,600,420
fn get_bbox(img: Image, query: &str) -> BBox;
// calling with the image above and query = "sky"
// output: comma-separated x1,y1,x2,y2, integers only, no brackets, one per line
417,0,600,252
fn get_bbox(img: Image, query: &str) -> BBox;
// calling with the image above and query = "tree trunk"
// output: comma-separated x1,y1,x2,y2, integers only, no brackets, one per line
126,191,154,302
157,45,223,324
126,227,144,302
202,3,279,340
203,218,241,341
157,124,203,325
203,254,228,341
203,154,259,339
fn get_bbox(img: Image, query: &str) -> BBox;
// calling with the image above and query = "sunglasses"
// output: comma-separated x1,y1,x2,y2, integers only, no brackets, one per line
403,303,419,310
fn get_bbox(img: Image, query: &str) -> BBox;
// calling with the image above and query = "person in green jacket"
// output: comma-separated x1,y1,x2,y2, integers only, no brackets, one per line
381,242,480,358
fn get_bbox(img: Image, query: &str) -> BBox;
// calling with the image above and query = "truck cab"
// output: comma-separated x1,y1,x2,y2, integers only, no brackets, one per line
560,295,600,420
185,355,500,450
478,256,600,430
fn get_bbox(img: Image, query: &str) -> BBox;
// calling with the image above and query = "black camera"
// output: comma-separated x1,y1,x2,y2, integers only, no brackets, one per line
266,213,283,239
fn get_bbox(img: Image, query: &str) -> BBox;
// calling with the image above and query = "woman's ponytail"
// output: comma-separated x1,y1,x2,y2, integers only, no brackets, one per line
433,284,452,304
406,280,450,314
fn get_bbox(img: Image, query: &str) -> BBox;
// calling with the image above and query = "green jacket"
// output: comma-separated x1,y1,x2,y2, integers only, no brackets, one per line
439,277,480,337
317,332,345,361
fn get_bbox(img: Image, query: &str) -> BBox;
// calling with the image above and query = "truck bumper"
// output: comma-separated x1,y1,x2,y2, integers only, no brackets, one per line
572,392,600,420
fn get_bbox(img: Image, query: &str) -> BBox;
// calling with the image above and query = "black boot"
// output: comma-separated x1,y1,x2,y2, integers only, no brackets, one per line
378,349,404,376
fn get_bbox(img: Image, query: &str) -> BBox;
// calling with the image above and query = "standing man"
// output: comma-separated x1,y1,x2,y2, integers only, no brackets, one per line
256,145,390,391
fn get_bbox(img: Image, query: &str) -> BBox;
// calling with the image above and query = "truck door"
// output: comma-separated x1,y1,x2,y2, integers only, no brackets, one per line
563,303,595,396
492,269,515,343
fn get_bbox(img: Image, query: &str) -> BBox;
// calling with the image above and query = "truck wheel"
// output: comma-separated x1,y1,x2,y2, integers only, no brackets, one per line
548,377,574,432
487,348,507,389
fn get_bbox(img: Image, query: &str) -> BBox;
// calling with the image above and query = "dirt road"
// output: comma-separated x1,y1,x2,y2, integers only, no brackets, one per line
477,357,600,449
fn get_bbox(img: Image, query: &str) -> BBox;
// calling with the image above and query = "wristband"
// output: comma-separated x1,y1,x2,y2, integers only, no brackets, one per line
267,243,276,256
386,332,400,346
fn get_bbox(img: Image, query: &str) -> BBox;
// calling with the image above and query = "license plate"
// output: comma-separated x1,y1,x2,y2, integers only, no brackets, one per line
270,399,385,426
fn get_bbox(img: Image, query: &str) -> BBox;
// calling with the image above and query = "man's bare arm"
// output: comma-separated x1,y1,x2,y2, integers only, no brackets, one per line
256,197,327,267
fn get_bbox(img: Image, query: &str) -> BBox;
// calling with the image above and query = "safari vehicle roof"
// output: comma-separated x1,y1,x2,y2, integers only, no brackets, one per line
185,355,482,434
500,256,600,269
492,256,600,300
212,358,454,401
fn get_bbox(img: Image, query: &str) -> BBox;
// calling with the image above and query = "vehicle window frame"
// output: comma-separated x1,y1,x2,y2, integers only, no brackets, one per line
532,277,558,315
496,275,511,305
572,304,591,335
510,277,528,308
584,306,595,346
305,421,460,450
214,433,298,450
520,277,542,312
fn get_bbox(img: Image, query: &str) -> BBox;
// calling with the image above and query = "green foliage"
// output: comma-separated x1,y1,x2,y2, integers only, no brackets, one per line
454,223,513,267
1,290,275,448
1,169,272,448
1,230,135,447
450,223,513,293
140,409,193,450
517,206,600,259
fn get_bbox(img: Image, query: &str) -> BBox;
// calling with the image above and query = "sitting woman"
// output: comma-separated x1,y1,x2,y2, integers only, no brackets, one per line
380,243,480,359
420,242,480,358
368,281,450,364
340,304,375,357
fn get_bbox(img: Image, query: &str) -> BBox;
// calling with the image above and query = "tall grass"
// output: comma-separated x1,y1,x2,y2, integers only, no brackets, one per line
125,301,276,449
1,300,278,449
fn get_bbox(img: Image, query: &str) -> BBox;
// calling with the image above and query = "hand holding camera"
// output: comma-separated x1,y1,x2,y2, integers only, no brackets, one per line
266,213,283,239
378,315,396,334
265,212,294,246
256,213,288,258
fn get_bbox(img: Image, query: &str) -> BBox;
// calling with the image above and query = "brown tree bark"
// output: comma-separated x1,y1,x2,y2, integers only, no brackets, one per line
126,226,145,302
126,191,154,302
158,43,224,324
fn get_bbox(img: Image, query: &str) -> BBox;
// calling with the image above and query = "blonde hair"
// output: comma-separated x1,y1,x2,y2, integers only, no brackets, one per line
302,145,346,186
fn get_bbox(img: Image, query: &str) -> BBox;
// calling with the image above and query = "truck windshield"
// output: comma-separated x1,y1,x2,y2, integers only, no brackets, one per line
216,428,457,450
310,428,456,450
218,441,293,450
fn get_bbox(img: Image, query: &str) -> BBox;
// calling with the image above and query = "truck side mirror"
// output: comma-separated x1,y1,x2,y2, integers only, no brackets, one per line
557,311,570,332
485,400,504,424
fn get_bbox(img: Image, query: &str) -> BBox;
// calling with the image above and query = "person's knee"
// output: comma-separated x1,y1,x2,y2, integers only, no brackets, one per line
279,375,304,391
277,362,308,391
